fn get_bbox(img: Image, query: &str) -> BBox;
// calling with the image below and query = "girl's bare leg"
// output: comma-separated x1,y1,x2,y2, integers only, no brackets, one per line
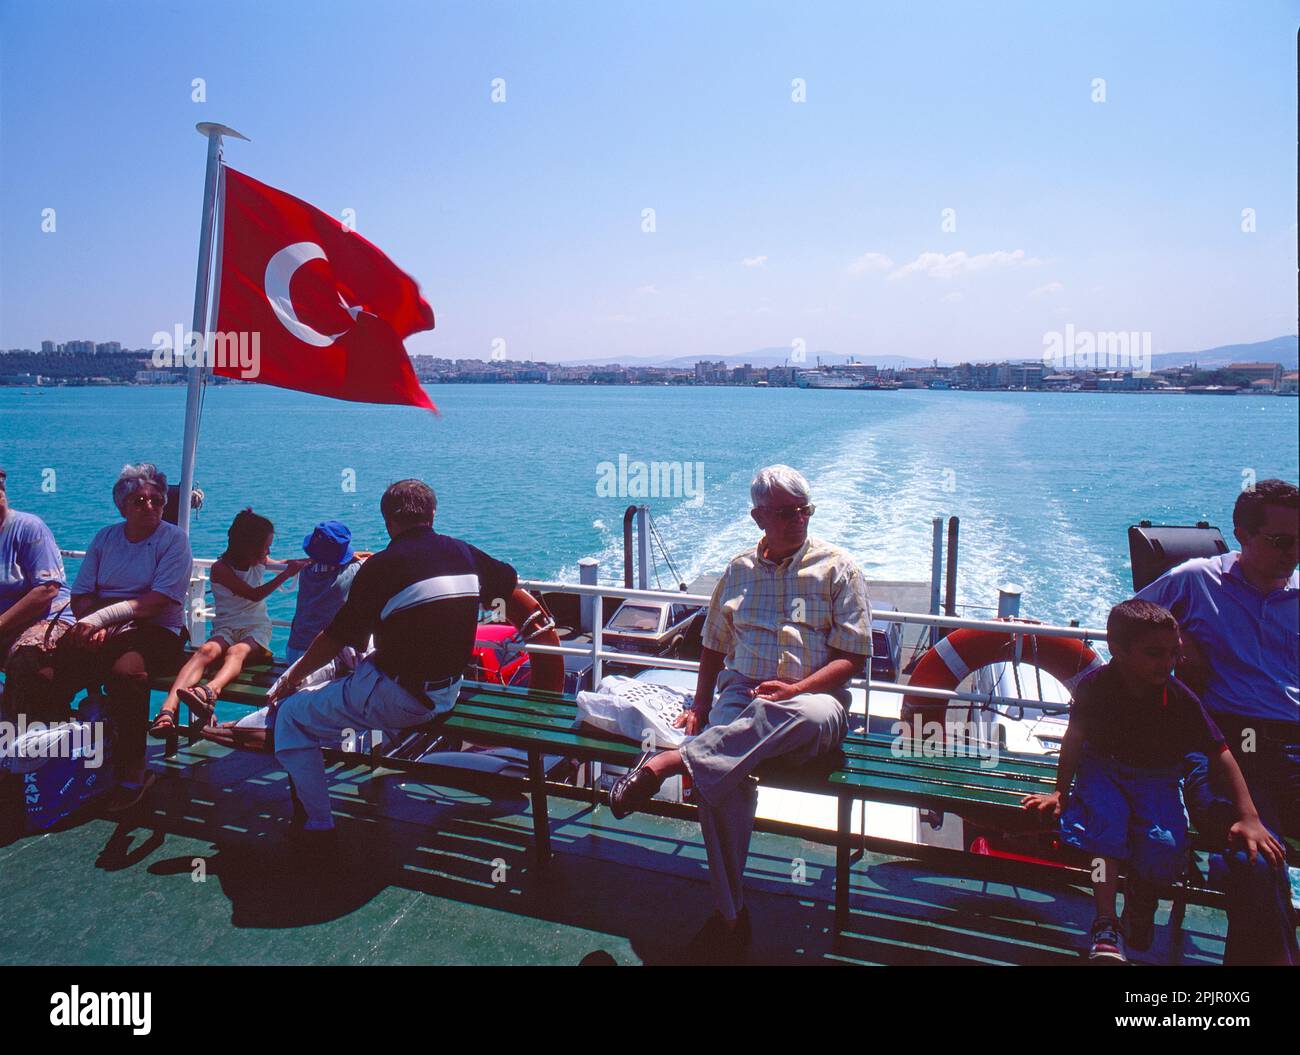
204,640,256,697
159,639,226,719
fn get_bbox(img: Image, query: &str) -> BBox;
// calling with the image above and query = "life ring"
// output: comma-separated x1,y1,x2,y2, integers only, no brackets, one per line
900,622,1103,729
200,587,564,752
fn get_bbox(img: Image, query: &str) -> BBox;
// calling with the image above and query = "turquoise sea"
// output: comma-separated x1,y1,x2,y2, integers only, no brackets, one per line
1,384,1296,645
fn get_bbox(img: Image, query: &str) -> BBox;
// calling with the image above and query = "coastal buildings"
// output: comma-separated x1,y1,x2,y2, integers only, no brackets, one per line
0,343,1293,393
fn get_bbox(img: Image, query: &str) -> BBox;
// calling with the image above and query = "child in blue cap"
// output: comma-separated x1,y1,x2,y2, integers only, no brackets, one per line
285,521,362,663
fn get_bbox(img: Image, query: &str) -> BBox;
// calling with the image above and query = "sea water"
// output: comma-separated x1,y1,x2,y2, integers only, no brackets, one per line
1,383,1296,648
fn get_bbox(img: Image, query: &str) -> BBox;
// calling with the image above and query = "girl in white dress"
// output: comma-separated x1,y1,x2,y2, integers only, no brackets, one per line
151,509,306,735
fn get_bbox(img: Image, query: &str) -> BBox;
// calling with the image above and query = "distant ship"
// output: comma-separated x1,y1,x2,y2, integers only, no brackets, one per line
797,370,865,389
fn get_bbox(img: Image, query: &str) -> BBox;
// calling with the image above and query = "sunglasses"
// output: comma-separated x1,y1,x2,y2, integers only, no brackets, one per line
1256,532,1298,550
760,503,816,521
128,493,165,509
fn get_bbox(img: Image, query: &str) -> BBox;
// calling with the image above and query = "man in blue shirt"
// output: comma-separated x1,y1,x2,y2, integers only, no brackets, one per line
1136,477,1298,965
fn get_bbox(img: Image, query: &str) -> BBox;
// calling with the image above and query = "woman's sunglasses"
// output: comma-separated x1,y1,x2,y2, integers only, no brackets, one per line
128,493,165,509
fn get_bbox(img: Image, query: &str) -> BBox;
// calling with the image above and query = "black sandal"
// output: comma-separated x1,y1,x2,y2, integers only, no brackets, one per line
148,710,179,739
177,684,217,725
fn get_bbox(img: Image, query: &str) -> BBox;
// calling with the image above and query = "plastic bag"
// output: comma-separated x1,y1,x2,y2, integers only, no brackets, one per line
575,675,693,748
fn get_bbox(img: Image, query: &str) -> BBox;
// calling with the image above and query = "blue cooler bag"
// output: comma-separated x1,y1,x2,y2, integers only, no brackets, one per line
1,693,114,832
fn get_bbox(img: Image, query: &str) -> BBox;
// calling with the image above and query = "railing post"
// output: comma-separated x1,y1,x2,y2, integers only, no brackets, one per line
578,558,598,633
997,584,1023,619
591,583,604,689
943,516,959,621
635,506,650,590
929,517,943,647
185,562,207,643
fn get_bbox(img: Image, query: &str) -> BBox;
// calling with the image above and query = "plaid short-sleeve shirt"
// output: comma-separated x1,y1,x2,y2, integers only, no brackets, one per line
702,536,872,681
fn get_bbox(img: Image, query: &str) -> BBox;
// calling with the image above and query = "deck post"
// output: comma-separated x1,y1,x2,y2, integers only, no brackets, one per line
528,751,552,867
835,795,853,935
929,517,943,647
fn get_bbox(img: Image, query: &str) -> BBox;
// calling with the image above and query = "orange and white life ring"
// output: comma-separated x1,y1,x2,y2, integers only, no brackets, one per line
900,623,1103,727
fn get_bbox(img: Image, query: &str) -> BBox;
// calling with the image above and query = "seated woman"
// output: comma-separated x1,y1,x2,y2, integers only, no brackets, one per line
51,463,193,811
0,467,75,719
151,508,305,736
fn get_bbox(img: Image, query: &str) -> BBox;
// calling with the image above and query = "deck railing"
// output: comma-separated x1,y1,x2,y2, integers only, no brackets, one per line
59,550,1108,716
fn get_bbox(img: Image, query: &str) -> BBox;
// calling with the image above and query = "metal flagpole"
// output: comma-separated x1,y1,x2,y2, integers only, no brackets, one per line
177,122,247,539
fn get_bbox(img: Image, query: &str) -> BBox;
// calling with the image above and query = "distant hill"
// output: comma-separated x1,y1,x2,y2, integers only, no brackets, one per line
1147,335,1297,371
564,335,1297,371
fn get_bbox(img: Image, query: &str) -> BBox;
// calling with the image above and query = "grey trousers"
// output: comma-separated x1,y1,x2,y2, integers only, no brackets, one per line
679,669,849,919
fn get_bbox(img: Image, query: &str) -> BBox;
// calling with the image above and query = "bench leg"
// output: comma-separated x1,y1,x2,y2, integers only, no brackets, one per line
835,795,853,935
528,751,551,867
1169,883,1187,932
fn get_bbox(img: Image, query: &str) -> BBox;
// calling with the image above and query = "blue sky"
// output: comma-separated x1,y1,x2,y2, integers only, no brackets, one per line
1,0,1295,363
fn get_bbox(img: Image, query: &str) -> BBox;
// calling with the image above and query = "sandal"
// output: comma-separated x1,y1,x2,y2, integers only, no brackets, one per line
148,709,179,739
176,683,218,726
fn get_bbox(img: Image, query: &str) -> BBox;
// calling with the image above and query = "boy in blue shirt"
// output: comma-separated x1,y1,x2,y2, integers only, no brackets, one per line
1023,599,1283,962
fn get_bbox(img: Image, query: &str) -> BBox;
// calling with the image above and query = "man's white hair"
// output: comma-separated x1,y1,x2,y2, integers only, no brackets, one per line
750,464,811,508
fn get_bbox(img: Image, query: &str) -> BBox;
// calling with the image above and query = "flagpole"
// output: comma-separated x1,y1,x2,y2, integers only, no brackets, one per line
178,122,247,539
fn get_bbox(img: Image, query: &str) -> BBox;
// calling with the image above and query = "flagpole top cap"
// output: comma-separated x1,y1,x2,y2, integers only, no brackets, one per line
196,122,250,142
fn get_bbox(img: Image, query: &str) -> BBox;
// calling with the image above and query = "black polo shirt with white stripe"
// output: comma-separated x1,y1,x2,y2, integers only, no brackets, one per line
325,525,517,691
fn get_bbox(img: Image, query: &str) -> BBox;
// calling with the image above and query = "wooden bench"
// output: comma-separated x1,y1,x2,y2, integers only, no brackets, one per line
147,653,1151,935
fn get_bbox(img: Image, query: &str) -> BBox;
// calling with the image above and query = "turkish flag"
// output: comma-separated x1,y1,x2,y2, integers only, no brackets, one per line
213,166,436,411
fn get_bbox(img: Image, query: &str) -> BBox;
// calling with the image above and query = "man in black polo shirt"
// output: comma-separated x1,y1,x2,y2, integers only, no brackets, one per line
268,479,516,842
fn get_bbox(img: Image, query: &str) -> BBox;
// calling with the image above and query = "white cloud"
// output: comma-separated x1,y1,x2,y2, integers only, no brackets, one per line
1031,281,1064,297
741,255,768,268
889,249,1044,280
848,252,894,275
635,284,659,295
942,292,963,303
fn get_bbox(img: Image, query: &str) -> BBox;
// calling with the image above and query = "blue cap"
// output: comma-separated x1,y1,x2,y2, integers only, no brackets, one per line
302,520,354,565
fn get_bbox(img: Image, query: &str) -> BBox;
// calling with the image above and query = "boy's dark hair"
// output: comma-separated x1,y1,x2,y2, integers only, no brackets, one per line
1107,599,1179,653
381,479,436,524
223,507,274,564
1233,478,1298,534
0,468,6,493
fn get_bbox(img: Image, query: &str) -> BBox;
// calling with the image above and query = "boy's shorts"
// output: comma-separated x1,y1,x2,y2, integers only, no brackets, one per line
1060,749,1189,886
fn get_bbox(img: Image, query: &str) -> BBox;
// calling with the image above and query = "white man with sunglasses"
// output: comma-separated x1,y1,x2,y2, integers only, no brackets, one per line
52,463,192,811
1136,477,1299,965
609,464,872,961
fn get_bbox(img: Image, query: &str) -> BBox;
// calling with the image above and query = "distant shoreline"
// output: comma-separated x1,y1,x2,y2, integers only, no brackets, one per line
1,380,1295,396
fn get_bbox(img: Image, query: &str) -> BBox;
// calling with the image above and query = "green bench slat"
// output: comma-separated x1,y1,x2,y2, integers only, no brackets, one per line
441,713,645,761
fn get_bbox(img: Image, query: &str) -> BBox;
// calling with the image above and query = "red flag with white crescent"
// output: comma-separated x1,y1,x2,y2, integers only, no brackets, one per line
212,166,436,412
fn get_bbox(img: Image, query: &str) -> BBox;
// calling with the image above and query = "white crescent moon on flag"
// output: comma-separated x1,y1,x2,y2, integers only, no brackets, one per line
264,241,355,347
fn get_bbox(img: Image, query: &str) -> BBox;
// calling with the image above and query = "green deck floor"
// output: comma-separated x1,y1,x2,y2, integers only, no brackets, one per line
0,737,1231,966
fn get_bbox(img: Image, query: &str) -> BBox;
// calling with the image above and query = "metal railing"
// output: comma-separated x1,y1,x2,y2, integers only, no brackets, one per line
59,551,1109,716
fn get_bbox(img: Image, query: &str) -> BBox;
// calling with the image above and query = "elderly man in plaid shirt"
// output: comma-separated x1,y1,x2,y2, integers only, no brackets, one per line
610,464,873,960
